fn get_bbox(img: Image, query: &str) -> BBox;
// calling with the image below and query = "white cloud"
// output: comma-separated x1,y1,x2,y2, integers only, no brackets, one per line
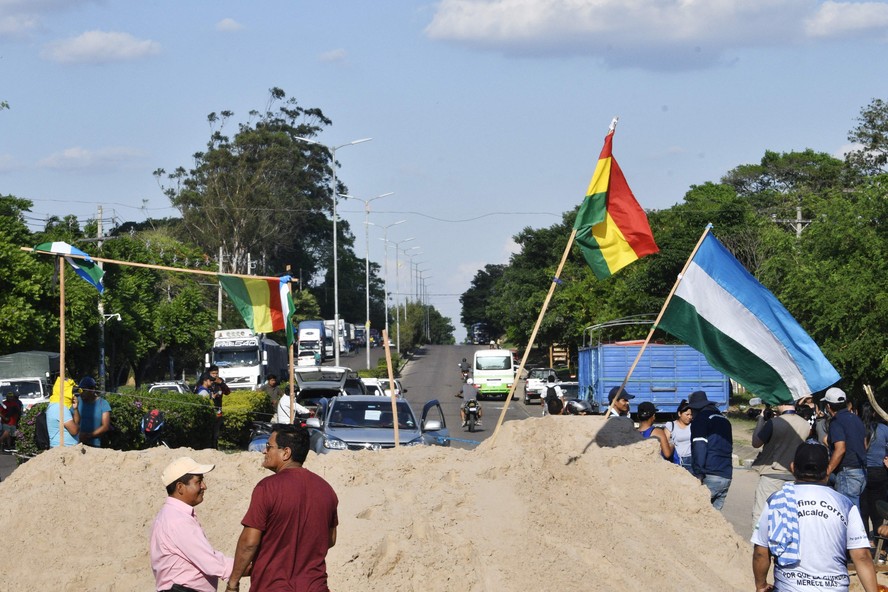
426,0,888,70
215,17,243,32
319,48,347,63
37,146,146,171
806,1,888,38
834,141,863,158
0,0,98,38
502,236,520,258
40,30,161,64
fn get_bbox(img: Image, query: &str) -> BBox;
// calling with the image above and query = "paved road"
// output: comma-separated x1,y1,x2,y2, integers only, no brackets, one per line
398,344,535,450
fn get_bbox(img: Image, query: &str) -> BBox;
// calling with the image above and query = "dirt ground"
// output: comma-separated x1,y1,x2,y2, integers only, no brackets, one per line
2,416,887,591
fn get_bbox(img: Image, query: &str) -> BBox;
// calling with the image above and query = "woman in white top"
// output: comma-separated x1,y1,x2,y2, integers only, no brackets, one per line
665,399,693,472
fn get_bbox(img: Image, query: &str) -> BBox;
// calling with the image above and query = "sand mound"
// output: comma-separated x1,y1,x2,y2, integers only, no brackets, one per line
1,417,755,591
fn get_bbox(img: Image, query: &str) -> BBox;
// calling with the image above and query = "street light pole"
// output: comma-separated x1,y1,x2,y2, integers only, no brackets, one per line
295,136,372,366
340,192,394,370
374,220,406,345
391,237,414,353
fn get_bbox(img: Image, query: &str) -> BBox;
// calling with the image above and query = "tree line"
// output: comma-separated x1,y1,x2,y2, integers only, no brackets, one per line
0,88,454,386
461,99,888,395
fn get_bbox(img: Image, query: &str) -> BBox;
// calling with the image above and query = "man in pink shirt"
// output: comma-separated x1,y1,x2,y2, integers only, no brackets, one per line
150,457,235,592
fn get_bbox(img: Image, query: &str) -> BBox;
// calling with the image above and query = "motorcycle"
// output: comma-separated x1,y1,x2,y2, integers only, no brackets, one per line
141,409,168,448
564,399,594,416
460,369,470,382
463,400,481,432
247,421,273,452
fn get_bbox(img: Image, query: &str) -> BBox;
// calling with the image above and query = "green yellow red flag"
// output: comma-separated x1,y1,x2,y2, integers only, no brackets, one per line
573,121,659,279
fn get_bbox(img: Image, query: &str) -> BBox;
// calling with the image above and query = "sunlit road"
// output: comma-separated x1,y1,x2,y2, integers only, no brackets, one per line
397,344,535,449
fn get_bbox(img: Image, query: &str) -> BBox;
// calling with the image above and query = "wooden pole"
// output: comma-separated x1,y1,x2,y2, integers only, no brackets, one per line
382,329,399,447
21,247,280,281
604,224,713,417
58,257,66,447
490,228,578,446
288,343,295,424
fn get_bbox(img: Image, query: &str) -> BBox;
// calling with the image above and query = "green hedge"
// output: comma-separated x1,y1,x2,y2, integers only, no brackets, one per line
14,386,271,459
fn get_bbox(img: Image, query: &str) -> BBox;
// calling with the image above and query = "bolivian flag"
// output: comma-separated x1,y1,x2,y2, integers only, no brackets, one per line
573,123,658,279
219,275,295,344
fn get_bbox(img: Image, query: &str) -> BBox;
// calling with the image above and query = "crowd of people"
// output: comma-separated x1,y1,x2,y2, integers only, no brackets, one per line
43,375,112,448
149,423,338,592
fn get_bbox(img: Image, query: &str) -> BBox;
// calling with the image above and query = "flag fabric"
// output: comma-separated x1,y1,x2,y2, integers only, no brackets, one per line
219,275,294,337
281,276,295,347
573,123,659,279
34,242,105,293
657,232,840,405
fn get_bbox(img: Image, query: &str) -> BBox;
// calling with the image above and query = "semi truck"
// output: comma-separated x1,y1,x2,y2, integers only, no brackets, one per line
0,351,60,410
323,319,351,357
577,342,730,414
297,320,326,363
206,329,288,390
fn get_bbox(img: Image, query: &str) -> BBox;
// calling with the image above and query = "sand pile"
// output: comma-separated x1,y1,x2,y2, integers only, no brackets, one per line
1,417,756,591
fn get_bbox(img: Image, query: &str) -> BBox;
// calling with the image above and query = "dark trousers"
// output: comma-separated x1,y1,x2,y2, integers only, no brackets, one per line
861,465,888,536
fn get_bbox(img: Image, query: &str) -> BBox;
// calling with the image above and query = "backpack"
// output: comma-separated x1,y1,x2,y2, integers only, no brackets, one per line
34,409,50,450
545,385,558,401
142,409,165,434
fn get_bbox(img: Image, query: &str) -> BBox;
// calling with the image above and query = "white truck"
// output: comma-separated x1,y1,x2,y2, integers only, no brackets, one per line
206,329,288,390
297,320,326,366
323,319,351,357
0,351,60,410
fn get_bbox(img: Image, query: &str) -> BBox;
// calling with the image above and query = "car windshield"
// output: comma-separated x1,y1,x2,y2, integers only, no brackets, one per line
150,385,182,393
344,379,365,396
529,369,553,380
326,400,416,429
213,348,259,367
476,355,511,371
365,384,382,396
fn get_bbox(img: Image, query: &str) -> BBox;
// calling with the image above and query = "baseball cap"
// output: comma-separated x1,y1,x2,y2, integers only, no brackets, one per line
793,443,829,478
637,401,657,419
823,387,846,404
608,386,635,403
161,457,215,487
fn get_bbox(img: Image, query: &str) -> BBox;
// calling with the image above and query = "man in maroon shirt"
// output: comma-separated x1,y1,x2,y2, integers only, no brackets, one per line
228,424,338,592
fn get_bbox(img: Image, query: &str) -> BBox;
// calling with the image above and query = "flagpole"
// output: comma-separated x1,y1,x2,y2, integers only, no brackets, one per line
606,224,713,416
58,256,66,447
288,343,295,424
490,227,578,446
21,247,280,281
382,329,400,447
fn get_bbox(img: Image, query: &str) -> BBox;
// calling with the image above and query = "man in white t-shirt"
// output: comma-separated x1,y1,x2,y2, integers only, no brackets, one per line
751,442,877,592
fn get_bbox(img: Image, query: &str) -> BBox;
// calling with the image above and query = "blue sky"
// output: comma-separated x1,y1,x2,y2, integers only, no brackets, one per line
2,0,887,340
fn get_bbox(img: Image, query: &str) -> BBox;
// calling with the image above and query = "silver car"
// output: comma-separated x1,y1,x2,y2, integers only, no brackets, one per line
305,395,449,453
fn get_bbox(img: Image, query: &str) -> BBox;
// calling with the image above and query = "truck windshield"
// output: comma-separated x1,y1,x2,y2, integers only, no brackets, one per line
213,349,259,367
476,355,511,371
0,379,44,399
299,340,320,350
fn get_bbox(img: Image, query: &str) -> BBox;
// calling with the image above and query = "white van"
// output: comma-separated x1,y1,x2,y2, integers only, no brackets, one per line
472,349,515,400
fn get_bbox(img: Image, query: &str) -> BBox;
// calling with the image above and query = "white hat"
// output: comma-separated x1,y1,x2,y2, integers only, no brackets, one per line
161,457,215,487
823,387,847,405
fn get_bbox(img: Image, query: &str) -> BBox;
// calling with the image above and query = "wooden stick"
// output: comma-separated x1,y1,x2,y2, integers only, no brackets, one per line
288,343,295,424
59,257,66,446
865,385,888,423
382,329,399,447
606,224,713,417
21,246,281,281
490,227,578,446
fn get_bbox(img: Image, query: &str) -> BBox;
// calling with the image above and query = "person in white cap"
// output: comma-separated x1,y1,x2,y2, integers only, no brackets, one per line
824,387,868,513
150,457,235,592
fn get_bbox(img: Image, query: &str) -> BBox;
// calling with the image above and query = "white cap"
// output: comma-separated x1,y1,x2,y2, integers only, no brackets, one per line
823,387,847,405
161,457,215,487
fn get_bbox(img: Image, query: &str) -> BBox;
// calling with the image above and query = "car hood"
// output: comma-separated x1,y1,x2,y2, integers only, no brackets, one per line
322,424,422,446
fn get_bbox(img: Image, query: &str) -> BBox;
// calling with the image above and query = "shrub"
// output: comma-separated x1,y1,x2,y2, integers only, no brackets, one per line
218,389,274,450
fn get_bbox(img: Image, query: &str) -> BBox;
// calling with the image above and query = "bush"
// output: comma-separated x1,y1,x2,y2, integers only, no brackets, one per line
217,389,274,450
358,355,402,379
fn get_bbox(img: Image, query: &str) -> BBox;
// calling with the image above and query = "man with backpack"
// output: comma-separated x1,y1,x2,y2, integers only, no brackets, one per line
542,375,564,417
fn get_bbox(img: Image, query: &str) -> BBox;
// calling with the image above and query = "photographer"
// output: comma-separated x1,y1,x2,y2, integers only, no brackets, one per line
750,402,811,529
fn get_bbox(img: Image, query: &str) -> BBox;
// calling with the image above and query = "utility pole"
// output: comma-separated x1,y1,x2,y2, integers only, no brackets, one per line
773,205,811,239
217,246,224,329
97,205,105,391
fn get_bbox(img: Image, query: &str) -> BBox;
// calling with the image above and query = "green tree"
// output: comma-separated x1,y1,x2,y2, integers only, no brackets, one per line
459,264,505,335
155,87,336,278
292,289,321,324
846,98,888,175
0,195,55,353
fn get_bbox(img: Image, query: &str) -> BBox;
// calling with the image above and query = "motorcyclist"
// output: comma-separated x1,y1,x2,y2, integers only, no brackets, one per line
457,377,482,427
458,358,470,378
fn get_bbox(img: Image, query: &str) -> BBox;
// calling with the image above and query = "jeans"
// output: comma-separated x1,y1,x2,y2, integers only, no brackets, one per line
835,467,867,513
703,474,732,510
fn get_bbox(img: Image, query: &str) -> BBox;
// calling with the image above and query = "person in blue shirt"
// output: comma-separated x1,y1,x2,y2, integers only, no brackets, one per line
47,376,79,447
689,390,733,510
825,387,868,513
77,376,111,447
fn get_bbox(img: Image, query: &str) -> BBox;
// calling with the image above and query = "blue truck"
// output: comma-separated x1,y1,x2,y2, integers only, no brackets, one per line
577,342,730,415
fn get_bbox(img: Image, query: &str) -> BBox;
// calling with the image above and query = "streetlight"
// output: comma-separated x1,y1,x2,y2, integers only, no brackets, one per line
389,236,415,353
295,135,372,366
400,246,422,326
340,192,394,369
373,220,407,341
